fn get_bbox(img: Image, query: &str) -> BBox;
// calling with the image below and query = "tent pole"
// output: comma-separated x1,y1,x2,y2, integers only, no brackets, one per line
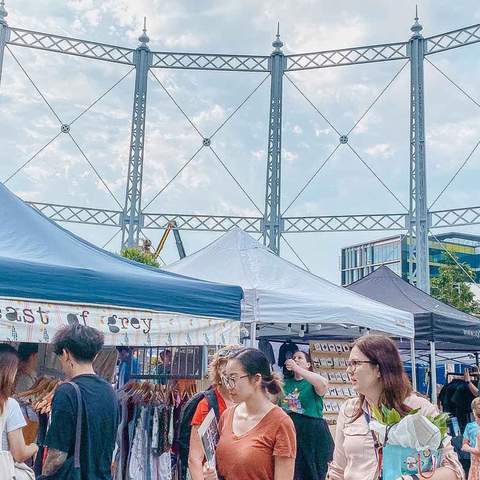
410,338,417,391
250,322,257,348
430,341,437,404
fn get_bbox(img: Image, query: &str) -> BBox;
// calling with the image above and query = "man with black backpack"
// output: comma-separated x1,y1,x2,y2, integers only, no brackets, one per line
177,345,241,480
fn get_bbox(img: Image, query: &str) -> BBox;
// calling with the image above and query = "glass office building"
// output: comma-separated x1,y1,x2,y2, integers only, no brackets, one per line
340,232,480,286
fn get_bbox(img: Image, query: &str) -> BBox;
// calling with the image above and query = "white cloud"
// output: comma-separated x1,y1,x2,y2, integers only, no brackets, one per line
365,143,394,158
283,148,299,164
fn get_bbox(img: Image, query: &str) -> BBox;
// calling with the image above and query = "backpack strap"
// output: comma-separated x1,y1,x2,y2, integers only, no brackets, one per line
204,389,220,420
66,382,82,469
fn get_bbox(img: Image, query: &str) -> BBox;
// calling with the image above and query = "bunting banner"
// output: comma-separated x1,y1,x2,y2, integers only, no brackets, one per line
0,297,240,346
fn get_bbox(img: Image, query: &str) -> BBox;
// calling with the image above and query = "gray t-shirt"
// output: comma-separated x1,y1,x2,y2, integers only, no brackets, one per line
1,398,27,450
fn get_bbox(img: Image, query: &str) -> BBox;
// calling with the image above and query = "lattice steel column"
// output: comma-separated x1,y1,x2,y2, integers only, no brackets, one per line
0,1,9,86
121,22,152,249
408,15,430,293
263,27,285,254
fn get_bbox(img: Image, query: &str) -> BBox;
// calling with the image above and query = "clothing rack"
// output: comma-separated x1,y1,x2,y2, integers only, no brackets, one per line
16,376,62,414
114,379,198,480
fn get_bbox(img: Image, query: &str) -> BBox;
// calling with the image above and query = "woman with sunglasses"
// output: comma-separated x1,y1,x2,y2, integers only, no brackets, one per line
282,350,333,480
204,348,296,480
189,345,241,480
327,335,464,480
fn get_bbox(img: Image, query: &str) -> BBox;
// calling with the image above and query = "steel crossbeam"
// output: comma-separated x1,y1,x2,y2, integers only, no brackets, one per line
23,202,480,232
151,51,269,71
283,213,408,233
286,42,408,71
27,202,121,226
430,206,480,228
8,27,135,65
426,24,480,55
143,213,262,233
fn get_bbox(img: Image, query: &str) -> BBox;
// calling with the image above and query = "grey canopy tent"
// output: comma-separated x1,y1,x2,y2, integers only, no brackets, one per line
346,265,480,351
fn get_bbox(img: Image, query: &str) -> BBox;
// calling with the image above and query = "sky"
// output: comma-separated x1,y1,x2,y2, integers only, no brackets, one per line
1,0,479,284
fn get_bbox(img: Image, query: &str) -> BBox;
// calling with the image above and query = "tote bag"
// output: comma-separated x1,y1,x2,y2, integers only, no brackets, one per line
38,382,82,480
381,444,440,480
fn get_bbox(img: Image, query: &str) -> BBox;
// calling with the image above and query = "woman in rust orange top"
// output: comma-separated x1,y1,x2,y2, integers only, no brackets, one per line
204,347,296,480
189,345,241,480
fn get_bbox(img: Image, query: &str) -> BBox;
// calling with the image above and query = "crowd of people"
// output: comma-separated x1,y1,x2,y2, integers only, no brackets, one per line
0,328,477,480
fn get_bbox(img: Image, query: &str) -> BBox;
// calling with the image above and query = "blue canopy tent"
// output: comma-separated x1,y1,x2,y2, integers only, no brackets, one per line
0,184,243,346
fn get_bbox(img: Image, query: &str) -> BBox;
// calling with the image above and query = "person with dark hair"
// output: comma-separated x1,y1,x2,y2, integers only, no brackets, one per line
282,350,332,480
116,346,139,389
204,347,296,480
15,342,39,393
42,325,118,480
0,344,38,465
327,335,464,480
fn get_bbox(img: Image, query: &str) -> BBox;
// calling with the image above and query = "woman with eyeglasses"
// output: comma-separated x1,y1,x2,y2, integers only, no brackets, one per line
327,335,464,480
189,345,241,480
281,350,333,480
204,348,296,480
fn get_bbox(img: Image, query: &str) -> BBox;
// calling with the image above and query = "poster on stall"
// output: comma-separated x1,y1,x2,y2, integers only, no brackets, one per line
198,408,219,468
0,297,240,346
309,340,357,424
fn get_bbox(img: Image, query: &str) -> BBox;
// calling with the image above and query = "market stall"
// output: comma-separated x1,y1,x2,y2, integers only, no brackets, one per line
0,184,245,479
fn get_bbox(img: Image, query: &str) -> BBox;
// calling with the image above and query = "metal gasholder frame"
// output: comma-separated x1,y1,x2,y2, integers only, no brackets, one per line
1,1,480,293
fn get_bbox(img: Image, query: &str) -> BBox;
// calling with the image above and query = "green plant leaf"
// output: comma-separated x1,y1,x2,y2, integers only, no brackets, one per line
381,405,390,420
371,406,385,424
386,409,401,425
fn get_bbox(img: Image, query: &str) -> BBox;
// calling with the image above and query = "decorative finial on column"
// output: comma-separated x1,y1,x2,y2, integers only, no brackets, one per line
272,22,283,53
0,1,8,24
411,5,423,38
138,16,150,46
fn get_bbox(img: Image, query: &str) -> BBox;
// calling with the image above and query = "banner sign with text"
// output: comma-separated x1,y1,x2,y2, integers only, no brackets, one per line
0,297,240,346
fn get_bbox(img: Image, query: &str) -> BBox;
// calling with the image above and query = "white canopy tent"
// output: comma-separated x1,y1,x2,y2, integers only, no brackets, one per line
165,228,414,339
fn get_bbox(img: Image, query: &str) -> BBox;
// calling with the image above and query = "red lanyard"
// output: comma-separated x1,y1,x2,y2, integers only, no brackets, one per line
363,410,383,480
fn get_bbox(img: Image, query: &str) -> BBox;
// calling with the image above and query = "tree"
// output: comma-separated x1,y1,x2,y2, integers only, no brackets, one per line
430,253,480,315
121,247,159,268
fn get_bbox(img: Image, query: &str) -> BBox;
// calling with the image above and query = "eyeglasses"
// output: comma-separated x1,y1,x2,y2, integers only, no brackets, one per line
345,360,376,370
221,374,249,389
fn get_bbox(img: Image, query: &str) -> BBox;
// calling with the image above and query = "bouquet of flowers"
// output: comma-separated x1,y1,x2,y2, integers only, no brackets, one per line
369,405,449,480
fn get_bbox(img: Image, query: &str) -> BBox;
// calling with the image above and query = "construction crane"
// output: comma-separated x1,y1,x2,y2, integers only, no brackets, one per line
153,221,186,260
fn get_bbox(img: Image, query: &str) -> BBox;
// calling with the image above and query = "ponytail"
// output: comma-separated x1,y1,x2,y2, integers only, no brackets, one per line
261,371,283,395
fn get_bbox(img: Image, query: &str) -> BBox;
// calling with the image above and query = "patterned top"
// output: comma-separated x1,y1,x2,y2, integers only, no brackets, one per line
281,378,324,418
